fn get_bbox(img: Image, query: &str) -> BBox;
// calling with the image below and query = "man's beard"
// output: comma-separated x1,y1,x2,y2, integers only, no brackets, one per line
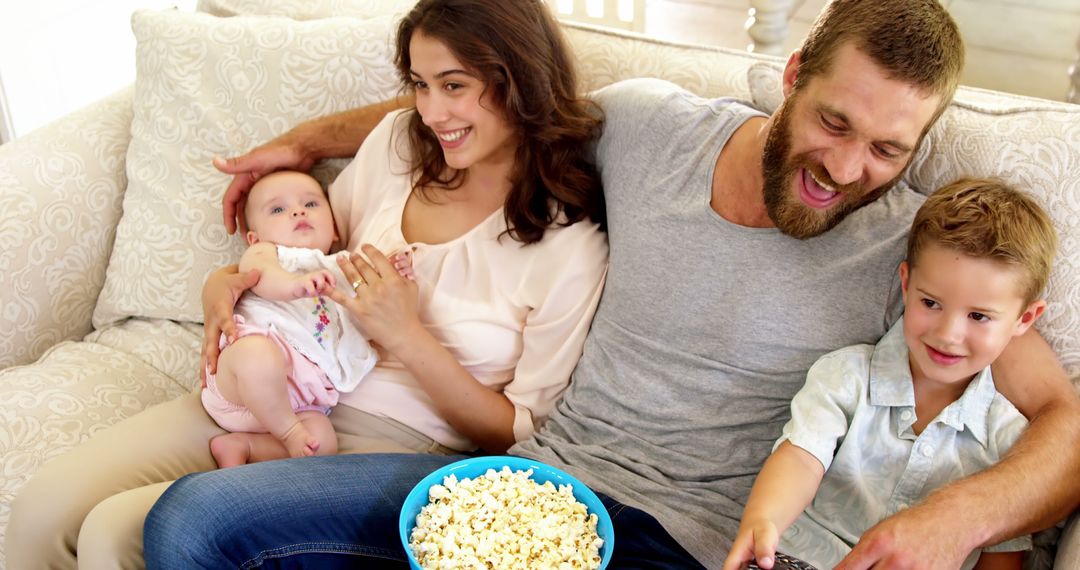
760,97,902,239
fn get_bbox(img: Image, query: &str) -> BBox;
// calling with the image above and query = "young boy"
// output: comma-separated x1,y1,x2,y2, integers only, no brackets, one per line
723,178,1059,570
202,171,399,467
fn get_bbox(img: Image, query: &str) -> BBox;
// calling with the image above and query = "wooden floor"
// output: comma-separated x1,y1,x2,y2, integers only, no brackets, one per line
638,0,1080,102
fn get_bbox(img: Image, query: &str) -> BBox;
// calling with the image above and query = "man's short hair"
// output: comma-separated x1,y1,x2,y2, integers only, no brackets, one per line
907,178,1058,306
796,0,964,130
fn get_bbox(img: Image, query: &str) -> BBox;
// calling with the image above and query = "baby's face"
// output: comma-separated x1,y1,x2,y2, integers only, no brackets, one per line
245,171,336,253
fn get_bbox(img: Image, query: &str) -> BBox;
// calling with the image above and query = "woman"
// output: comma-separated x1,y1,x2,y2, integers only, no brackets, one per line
8,0,607,567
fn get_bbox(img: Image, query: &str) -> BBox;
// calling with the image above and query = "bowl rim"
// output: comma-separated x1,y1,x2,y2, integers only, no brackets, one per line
398,454,614,569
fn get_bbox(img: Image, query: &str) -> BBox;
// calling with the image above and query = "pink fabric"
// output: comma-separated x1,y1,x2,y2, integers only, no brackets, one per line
202,316,338,433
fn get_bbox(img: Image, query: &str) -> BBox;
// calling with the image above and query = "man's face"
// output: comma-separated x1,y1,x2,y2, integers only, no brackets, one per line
762,43,942,239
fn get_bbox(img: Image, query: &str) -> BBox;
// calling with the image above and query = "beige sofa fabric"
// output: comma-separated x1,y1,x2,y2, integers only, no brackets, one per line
0,8,1076,570
93,10,401,327
0,88,134,370
197,0,417,20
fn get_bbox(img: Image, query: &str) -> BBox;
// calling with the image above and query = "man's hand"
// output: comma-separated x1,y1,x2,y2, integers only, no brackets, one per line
836,503,972,570
214,136,317,234
200,266,261,387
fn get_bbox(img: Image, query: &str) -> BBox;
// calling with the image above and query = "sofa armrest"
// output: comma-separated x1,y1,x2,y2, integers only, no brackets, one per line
1055,512,1080,569
0,87,134,368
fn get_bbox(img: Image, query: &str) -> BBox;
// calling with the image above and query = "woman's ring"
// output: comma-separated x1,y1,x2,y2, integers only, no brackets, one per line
352,279,365,290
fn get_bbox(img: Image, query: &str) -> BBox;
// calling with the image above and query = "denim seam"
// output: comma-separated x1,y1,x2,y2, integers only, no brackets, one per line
240,542,405,569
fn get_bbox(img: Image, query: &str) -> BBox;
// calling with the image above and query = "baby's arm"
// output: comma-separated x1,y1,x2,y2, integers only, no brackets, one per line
722,442,826,570
240,242,334,301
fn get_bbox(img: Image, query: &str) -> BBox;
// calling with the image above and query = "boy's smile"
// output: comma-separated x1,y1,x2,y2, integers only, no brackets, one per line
900,244,1041,391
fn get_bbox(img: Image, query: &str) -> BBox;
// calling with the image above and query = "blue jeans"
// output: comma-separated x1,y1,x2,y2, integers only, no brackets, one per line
144,453,705,569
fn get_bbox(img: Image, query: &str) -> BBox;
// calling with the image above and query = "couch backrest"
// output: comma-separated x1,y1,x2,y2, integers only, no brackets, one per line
193,2,1080,390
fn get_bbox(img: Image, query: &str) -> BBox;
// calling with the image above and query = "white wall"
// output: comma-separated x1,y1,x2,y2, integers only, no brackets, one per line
0,0,196,143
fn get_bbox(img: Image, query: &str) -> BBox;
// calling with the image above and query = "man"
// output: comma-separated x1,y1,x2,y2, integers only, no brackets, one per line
145,1,1080,568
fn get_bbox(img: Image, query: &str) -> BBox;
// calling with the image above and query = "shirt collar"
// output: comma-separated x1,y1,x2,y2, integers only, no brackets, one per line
868,320,996,446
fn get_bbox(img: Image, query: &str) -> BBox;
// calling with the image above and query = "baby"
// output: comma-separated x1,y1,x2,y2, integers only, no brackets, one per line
202,170,380,467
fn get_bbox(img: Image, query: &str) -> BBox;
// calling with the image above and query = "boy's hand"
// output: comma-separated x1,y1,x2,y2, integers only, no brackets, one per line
723,520,779,570
292,270,336,298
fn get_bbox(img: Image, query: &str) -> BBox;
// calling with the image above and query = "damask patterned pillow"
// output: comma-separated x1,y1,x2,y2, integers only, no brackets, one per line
93,9,401,327
746,61,1080,388
197,0,417,20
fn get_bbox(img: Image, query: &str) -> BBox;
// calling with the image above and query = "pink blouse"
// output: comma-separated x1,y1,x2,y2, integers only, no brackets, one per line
328,110,608,451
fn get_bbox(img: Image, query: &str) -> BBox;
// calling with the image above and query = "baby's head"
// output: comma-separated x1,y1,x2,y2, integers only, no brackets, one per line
243,171,337,254
899,178,1057,386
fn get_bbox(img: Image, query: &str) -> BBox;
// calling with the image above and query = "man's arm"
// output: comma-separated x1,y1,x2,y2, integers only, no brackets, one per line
217,95,414,233
839,328,1080,570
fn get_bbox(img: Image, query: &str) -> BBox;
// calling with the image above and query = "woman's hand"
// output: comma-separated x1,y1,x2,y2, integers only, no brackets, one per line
201,265,261,386
325,245,422,354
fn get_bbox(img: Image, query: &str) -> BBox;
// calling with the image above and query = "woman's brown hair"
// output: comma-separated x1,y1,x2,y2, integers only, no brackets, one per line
394,0,605,244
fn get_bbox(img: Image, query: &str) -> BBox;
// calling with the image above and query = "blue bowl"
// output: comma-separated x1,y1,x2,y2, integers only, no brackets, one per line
399,455,614,569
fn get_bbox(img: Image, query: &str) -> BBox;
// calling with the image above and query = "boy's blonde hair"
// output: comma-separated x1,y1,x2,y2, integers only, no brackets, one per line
907,178,1058,306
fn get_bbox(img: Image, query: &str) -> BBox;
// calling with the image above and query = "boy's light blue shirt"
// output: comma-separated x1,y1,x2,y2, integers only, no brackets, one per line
776,321,1031,570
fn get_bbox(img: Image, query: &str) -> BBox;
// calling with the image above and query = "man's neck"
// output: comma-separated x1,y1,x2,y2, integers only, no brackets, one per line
709,115,773,227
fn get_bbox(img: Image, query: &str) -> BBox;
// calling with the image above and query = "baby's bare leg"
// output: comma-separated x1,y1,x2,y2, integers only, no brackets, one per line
210,412,337,467
211,336,318,461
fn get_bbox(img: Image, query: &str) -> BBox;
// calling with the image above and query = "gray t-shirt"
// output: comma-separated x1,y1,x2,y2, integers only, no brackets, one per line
511,78,927,568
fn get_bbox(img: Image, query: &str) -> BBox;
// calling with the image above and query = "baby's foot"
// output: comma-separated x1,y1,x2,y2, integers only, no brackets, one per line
210,433,253,468
280,421,320,458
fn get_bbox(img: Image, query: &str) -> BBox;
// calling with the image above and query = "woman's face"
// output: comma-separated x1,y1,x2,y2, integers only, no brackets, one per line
408,31,518,174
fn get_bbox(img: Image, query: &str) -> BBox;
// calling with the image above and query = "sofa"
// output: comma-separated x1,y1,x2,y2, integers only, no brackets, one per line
0,1,1077,567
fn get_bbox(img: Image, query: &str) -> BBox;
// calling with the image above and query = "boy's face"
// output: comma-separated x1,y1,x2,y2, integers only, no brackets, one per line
245,171,337,254
899,244,1045,389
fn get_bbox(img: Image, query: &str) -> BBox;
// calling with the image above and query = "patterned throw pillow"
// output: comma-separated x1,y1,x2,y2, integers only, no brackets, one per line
94,9,400,326
196,0,417,20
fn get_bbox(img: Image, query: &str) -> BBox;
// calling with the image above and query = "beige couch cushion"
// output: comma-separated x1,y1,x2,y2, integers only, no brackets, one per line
93,9,400,326
0,89,134,369
197,0,417,19
0,318,198,552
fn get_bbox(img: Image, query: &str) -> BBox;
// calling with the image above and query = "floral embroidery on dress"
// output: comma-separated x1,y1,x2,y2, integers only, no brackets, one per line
311,296,332,347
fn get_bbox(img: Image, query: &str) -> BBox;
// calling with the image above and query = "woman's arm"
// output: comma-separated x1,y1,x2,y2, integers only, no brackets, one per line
216,96,414,234
200,265,261,383
327,221,608,453
325,245,518,451
839,329,1080,570
723,442,826,570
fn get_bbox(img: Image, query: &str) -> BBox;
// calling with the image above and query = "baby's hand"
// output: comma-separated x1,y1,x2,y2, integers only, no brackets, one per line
292,270,335,298
390,249,415,281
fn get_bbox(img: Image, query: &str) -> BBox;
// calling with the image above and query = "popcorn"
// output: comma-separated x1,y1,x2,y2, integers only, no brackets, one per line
408,466,604,570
